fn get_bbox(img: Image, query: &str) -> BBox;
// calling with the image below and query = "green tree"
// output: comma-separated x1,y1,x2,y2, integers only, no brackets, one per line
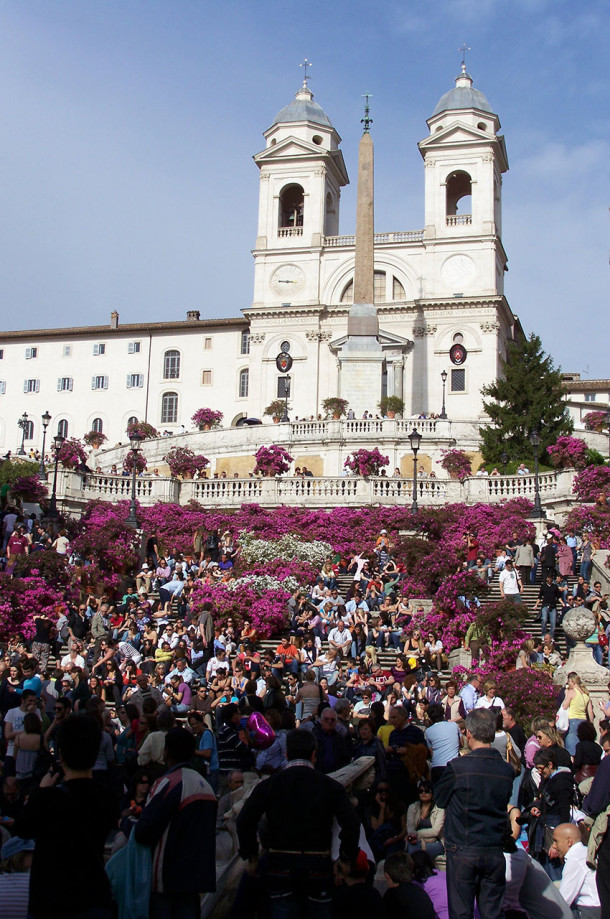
479,333,572,465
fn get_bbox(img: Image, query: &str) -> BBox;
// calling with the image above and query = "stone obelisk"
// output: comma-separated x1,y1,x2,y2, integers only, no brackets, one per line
339,96,383,413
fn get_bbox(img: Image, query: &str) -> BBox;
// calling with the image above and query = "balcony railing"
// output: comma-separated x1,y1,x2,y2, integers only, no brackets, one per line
446,215,472,227
277,227,303,238
55,468,576,512
323,230,424,247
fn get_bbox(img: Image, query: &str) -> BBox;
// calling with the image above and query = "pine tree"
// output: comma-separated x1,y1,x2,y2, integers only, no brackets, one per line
479,333,573,465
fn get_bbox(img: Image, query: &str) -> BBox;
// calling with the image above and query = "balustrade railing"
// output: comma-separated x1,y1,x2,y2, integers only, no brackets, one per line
277,227,303,237
446,215,472,226
323,230,424,247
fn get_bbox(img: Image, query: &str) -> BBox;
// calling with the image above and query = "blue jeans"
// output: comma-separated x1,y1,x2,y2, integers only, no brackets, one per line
565,718,584,756
541,605,557,639
445,845,506,919
580,560,592,582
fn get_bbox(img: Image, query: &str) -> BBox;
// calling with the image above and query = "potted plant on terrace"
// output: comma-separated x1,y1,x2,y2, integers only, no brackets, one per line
191,408,223,431
322,397,349,419
583,411,607,433
55,438,88,471
254,444,293,477
126,421,159,440
165,446,209,478
264,400,287,423
378,395,405,418
344,448,390,477
438,448,472,480
83,430,108,449
123,451,148,475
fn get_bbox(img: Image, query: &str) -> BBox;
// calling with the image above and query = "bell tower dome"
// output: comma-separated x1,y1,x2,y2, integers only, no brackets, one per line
251,72,349,309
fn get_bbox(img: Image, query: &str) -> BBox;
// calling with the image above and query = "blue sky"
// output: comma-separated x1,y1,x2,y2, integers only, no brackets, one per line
0,0,607,376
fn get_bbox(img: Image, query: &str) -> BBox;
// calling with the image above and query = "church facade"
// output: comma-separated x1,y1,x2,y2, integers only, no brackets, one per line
0,67,520,453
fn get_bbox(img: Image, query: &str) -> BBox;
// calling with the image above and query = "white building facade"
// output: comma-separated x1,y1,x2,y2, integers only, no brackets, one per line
0,67,520,455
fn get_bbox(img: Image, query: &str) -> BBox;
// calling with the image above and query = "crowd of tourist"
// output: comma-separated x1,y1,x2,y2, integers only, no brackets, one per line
0,500,610,918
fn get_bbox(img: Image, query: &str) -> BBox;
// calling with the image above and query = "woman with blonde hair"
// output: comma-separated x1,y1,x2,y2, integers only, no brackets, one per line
535,721,572,767
524,716,550,768
561,672,594,755
474,680,505,710
516,639,535,670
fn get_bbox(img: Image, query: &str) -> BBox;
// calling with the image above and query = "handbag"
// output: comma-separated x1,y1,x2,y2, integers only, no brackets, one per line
555,705,569,732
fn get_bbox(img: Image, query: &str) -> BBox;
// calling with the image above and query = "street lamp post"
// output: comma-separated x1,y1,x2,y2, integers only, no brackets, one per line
47,433,65,519
529,429,544,518
408,428,423,514
439,370,448,420
39,411,51,479
126,433,144,528
500,451,509,475
281,375,291,423
17,412,29,456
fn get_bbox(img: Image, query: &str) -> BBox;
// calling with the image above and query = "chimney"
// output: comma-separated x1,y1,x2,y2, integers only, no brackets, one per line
110,310,119,329
186,310,201,321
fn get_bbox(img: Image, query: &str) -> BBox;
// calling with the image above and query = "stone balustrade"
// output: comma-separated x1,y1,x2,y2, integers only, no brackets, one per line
54,467,578,515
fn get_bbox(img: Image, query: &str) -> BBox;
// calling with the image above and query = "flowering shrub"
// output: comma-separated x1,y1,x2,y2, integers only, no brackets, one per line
10,475,48,503
584,411,608,433
344,448,390,477
165,446,209,478
572,465,610,503
71,501,141,574
55,438,88,470
239,532,333,570
83,431,108,447
547,435,588,469
421,571,490,652
189,580,290,637
254,445,293,477
126,421,159,440
470,666,558,730
123,451,148,474
438,449,472,480
191,408,223,429
0,574,67,641
564,504,610,549
13,550,72,586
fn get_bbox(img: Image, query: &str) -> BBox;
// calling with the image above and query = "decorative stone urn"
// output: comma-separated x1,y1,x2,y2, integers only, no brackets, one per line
553,606,609,729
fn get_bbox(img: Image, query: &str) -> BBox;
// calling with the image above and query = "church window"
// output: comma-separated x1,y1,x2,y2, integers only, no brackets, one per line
392,277,406,300
127,416,138,427
240,330,250,355
312,135,323,145
374,271,387,303
277,376,291,399
279,184,304,231
280,341,291,353
161,393,178,424
57,420,69,438
239,369,249,398
23,419,34,440
446,171,472,218
163,350,180,380
24,379,40,393
202,370,212,385
92,418,104,434
340,280,354,304
453,332,464,344
451,369,466,392
477,122,487,131
204,337,212,351
584,393,596,402
57,377,73,392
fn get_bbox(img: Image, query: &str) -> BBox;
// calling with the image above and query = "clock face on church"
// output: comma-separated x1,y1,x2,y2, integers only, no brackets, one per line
270,264,305,297
442,254,476,290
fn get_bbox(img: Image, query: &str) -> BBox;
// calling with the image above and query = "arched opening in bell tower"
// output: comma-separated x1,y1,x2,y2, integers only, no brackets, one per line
279,184,304,233
446,170,472,218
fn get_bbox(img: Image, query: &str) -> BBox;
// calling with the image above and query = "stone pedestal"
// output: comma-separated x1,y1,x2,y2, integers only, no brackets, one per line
448,648,473,672
553,607,609,731
338,349,384,418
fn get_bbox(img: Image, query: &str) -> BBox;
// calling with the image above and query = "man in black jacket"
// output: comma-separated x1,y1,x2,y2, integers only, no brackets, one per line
435,708,514,918
533,573,562,640
237,729,360,919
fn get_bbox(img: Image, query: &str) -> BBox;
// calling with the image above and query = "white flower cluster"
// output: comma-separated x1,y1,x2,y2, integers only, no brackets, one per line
226,574,299,593
239,532,333,568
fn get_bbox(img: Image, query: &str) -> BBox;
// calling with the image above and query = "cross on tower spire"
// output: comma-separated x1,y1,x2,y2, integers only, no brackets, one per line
361,93,373,133
458,43,471,72
300,58,312,88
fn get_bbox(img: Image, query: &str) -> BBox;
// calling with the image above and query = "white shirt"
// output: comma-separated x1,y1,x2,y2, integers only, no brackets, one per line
475,694,505,710
328,627,351,648
499,567,520,595
559,842,600,908
61,653,85,669
206,656,228,678
3,706,42,757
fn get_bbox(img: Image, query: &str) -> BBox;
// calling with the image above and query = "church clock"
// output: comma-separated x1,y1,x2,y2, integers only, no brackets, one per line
270,264,305,297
